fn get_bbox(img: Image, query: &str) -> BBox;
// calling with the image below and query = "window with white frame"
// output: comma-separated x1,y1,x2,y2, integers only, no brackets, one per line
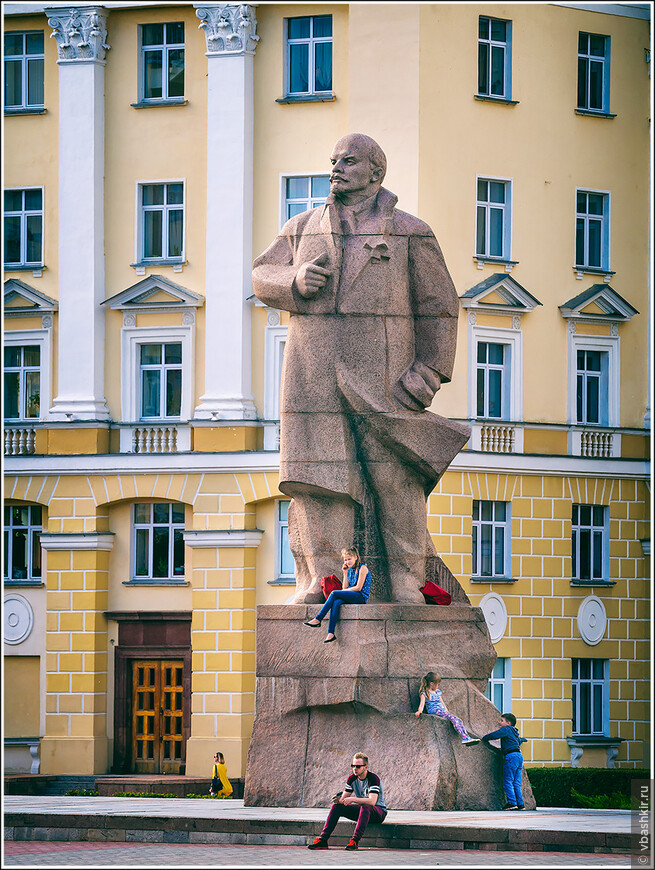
576,349,609,426
140,22,184,102
138,182,184,263
571,658,609,735
4,504,42,582
4,188,43,267
121,325,194,424
572,504,608,582
276,500,295,580
472,500,511,578
4,344,40,421
283,175,330,223
478,17,511,99
575,190,610,271
139,342,182,419
484,658,512,711
133,502,185,581
476,178,511,260
4,31,44,111
476,341,510,419
285,15,332,97
577,32,610,113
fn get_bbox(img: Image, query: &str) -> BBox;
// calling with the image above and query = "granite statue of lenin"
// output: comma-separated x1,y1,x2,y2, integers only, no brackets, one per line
253,134,470,604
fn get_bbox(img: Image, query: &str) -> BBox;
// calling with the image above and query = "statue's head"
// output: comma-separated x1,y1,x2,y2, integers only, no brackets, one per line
329,133,387,202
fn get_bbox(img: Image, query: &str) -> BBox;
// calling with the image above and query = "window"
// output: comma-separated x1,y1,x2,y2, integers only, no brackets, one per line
139,342,182,419
472,501,510,578
139,182,184,262
276,500,295,580
263,324,286,449
577,32,610,113
476,178,511,260
575,190,610,271
572,658,609,735
576,349,609,425
121,325,194,425
4,188,43,267
4,344,40,421
572,505,608,582
476,342,509,419
485,658,511,711
283,175,330,223
133,502,185,580
566,333,619,431
285,15,332,96
478,17,511,99
4,31,44,111
141,22,184,102
4,504,42,582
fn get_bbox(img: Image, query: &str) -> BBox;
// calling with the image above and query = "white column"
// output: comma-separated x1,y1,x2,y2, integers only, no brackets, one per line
46,7,110,421
193,4,259,420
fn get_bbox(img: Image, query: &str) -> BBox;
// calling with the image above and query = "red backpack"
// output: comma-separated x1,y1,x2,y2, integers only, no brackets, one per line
419,581,452,605
321,575,342,598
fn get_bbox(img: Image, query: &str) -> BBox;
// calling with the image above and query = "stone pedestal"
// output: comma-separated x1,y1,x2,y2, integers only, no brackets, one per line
244,604,535,811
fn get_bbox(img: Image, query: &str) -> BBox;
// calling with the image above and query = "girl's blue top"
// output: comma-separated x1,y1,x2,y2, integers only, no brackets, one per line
424,688,447,715
348,564,371,601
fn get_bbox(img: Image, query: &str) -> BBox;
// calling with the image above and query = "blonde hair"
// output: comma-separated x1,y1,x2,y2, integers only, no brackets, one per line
341,546,362,571
419,672,440,696
353,752,368,766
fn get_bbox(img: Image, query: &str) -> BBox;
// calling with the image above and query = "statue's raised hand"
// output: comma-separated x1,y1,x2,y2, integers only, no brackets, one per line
293,253,332,298
394,362,442,411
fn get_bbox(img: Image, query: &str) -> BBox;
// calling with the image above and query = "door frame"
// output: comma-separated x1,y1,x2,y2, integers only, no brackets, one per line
110,613,191,774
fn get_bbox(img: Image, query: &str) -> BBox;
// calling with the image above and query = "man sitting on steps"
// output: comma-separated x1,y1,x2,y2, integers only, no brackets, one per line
308,752,387,851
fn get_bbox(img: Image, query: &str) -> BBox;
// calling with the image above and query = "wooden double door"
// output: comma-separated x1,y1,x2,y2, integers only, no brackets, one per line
132,659,185,774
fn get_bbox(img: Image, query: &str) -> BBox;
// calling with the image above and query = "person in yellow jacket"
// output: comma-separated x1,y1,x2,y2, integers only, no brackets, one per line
210,751,233,797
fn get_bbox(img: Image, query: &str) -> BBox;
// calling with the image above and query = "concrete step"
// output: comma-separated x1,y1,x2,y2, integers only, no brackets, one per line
3,797,632,855
42,776,97,796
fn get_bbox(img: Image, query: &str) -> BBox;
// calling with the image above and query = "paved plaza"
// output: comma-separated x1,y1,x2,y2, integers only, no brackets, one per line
4,796,639,868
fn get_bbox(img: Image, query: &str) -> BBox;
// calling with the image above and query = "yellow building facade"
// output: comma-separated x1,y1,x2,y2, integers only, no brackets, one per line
3,2,651,781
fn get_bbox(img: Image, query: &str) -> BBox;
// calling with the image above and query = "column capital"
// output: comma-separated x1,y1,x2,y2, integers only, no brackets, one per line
194,4,259,56
45,6,110,63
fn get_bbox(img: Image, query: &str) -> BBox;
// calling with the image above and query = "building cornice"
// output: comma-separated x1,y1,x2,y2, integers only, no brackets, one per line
4,451,649,481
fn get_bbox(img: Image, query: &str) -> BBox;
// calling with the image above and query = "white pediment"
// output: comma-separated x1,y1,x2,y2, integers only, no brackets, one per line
103,275,204,312
559,284,638,324
460,274,542,316
4,279,58,318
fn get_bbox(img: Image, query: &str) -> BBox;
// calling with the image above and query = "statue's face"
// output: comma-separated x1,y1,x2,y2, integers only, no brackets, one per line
329,137,381,199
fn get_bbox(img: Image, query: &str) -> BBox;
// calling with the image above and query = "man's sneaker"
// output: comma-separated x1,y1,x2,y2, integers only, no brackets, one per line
462,737,480,745
308,837,329,850
345,839,359,851
503,803,518,810
517,804,525,810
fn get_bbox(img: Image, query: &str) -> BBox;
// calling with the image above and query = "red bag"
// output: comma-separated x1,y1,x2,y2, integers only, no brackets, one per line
419,581,452,605
321,574,342,599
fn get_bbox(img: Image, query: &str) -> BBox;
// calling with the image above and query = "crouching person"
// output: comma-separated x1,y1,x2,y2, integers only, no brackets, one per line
308,752,387,851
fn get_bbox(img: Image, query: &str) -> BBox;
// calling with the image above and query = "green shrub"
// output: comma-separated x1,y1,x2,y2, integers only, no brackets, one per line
570,787,631,810
526,767,649,807
65,789,99,796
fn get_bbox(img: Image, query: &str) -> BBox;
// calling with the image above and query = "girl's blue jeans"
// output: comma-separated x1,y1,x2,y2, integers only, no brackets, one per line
503,752,524,806
315,589,367,635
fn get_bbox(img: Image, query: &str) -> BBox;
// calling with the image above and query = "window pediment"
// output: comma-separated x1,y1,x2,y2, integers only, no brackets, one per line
460,273,541,316
103,275,204,314
4,279,57,319
559,284,638,324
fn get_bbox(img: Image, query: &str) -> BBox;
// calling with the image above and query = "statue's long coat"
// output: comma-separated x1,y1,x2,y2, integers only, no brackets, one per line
252,187,469,505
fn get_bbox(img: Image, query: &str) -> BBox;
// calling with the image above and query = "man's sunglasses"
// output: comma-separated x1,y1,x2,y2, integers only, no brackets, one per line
351,763,365,768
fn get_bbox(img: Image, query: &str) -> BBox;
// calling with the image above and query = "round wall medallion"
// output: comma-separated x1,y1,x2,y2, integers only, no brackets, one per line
479,592,508,643
4,593,34,645
577,595,607,646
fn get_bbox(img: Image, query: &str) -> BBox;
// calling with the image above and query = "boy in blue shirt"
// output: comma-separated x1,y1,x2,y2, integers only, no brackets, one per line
482,712,528,810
